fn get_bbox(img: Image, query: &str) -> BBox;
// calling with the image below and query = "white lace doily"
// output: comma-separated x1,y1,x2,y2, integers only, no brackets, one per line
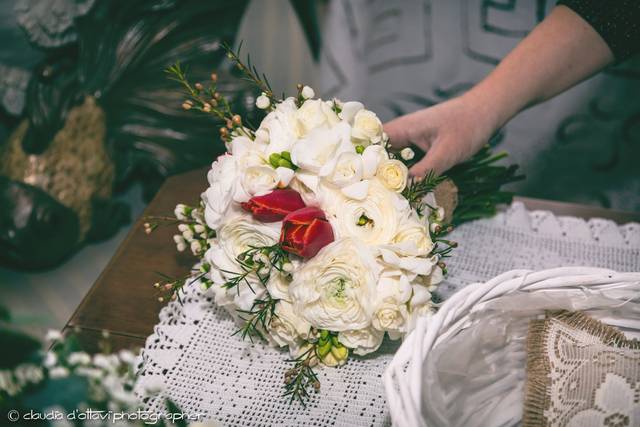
135,202,640,426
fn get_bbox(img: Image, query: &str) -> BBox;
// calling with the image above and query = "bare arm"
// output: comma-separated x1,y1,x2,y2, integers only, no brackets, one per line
385,5,615,176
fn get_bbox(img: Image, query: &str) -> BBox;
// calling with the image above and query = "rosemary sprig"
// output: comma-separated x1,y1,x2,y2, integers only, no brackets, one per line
233,296,279,342
222,41,279,105
283,345,320,406
401,170,446,217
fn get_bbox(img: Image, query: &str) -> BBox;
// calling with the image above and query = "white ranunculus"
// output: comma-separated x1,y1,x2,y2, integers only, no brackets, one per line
204,213,280,311
290,123,352,175
289,238,380,331
391,215,433,256
242,165,278,196
295,99,340,137
256,97,299,154
202,154,237,229
333,179,403,246
328,152,364,188
376,159,408,193
338,327,384,356
351,109,383,145
361,145,389,178
269,301,312,348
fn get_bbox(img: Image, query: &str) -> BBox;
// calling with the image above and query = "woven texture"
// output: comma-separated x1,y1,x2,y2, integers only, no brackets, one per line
135,202,640,426
524,311,640,427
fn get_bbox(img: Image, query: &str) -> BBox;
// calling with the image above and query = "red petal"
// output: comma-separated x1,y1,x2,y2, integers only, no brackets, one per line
299,218,334,258
241,189,306,222
282,207,326,225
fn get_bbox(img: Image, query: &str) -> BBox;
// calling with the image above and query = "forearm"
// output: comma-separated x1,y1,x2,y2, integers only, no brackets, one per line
464,5,614,132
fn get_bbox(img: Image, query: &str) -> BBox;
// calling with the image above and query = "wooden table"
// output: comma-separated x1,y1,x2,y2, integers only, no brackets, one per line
64,168,640,353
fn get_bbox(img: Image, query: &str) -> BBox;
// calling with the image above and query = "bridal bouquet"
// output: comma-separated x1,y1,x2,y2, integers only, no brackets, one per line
147,44,521,404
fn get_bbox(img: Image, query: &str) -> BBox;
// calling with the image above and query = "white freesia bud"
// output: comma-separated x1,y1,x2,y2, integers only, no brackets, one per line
182,229,194,241
174,204,188,220
173,234,185,244
282,262,294,273
178,224,189,232
190,240,202,255
301,85,315,99
177,242,187,252
256,94,270,109
400,147,415,161
194,224,206,234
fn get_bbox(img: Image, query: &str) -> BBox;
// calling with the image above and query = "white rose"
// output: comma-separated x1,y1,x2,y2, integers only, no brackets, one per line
372,297,409,339
203,155,238,231
333,179,404,246
295,99,340,137
269,301,311,348
242,165,278,196
290,123,352,175
327,152,363,188
391,215,433,256
289,238,380,331
376,159,408,193
257,98,298,154
338,327,384,356
351,109,383,145
204,214,280,311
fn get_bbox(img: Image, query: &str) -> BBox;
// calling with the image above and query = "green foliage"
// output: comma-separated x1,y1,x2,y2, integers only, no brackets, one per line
447,145,524,225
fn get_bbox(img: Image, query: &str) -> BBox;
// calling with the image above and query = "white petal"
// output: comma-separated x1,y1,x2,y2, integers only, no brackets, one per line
296,171,319,192
340,101,364,123
362,145,389,178
276,167,295,187
341,180,370,200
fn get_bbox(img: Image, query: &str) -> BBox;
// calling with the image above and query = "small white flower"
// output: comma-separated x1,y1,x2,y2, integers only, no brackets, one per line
45,329,63,342
190,240,202,255
67,352,91,366
256,94,270,109
173,234,185,245
182,229,194,241
174,204,188,220
117,349,136,365
44,352,57,368
48,366,69,379
194,224,206,234
178,224,189,232
176,242,187,252
400,147,415,161
301,85,315,99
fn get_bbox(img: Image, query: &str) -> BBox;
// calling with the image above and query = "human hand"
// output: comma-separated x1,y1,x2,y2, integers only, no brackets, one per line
384,95,497,177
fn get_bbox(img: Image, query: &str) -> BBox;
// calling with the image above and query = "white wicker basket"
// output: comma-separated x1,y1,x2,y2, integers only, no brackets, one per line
384,267,640,427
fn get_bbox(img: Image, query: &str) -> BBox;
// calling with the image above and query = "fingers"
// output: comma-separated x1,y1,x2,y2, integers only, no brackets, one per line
383,117,412,148
409,147,450,177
